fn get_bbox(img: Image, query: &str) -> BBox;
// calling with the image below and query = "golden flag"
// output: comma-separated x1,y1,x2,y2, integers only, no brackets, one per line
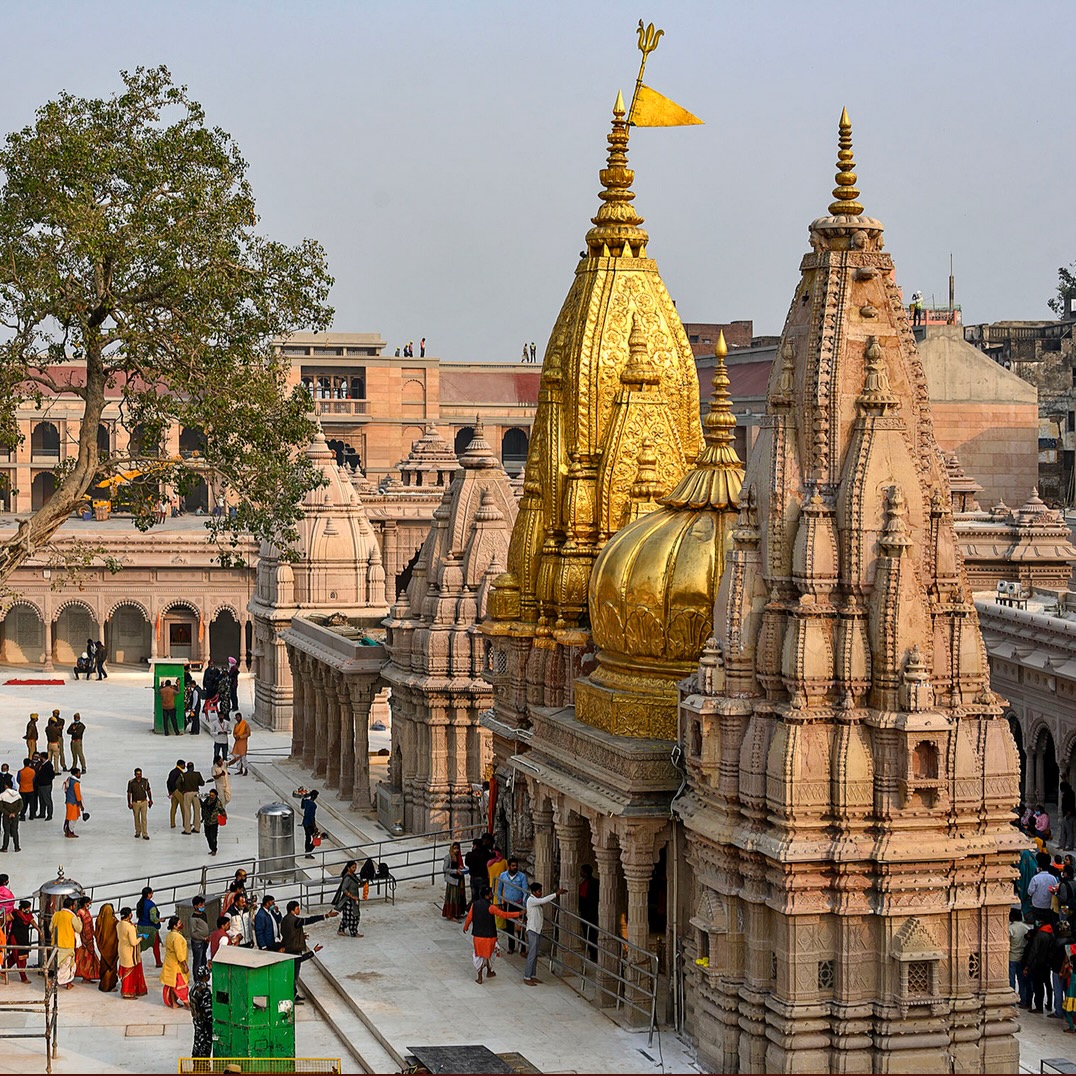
629,83,703,127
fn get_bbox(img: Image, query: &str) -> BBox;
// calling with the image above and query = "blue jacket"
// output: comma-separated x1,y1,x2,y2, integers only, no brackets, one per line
301,797,317,828
254,905,283,950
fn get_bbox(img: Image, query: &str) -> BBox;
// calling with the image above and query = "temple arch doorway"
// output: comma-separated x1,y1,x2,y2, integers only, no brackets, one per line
1031,725,1060,811
54,602,99,668
0,603,44,664
108,602,151,665
162,602,200,661
210,608,242,665
31,471,56,511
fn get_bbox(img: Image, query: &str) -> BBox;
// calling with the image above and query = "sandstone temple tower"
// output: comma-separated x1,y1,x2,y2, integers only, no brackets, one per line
676,112,1022,1073
484,90,740,998
383,421,517,833
249,427,388,730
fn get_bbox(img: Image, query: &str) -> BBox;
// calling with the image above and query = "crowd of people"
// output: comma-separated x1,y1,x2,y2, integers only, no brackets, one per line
444,832,594,987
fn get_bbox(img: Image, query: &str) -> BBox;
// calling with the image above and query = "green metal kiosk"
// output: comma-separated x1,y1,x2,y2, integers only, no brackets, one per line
211,945,296,1059
151,661,185,734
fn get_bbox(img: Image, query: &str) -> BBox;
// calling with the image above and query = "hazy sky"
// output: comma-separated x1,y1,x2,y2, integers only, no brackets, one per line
2,1,1072,361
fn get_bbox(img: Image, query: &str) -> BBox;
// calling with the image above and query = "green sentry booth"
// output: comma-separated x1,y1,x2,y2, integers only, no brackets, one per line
151,661,185,734
211,946,296,1059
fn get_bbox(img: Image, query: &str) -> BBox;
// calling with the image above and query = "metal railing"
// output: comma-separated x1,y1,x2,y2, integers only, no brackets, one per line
543,903,659,1043
0,944,59,1073
22,821,488,922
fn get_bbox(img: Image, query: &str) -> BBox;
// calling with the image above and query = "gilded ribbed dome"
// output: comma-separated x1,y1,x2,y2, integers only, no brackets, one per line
578,335,743,738
589,333,743,665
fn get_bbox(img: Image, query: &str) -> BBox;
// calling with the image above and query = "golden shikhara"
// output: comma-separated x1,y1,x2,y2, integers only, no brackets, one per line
488,93,701,644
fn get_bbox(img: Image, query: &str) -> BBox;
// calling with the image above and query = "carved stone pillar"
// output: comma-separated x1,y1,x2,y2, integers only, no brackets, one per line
301,659,317,772
1034,748,1045,804
593,844,621,1005
326,678,345,789
532,806,555,889
350,680,375,810
289,651,305,760
312,670,328,778
622,859,654,1024
43,617,54,672
555,817,584,970
339,681,356,800
428,709,449,832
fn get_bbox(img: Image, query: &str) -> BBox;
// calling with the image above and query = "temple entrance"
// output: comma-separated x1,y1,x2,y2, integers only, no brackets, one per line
0,604,44,664
54,604,99,668
108,603,151,665
210,609,242,665
162,603,199,660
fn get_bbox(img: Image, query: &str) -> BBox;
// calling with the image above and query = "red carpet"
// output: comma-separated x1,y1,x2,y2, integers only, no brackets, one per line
3,679,66,686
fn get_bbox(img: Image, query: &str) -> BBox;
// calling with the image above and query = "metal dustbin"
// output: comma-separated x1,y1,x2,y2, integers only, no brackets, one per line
38,866,84,941
257,802,295,884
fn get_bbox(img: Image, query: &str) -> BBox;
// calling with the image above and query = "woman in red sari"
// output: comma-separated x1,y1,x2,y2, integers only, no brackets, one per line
117,907,147,999
74,897,99,981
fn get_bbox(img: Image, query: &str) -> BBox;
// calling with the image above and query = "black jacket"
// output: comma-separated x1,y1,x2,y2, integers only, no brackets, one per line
33,761,56,789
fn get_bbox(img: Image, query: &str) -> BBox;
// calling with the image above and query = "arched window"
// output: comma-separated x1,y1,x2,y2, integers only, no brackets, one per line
501,427,529,475
31,471,56,510
454,427,475,457
179,426,206,459
97,423,111,458
31,422,59,459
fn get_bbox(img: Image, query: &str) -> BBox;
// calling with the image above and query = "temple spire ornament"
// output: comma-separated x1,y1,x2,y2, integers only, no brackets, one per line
829,106,864,216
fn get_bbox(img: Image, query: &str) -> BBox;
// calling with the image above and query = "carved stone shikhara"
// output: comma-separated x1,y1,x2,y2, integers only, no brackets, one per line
677,112,1022,1074
381,421,518,833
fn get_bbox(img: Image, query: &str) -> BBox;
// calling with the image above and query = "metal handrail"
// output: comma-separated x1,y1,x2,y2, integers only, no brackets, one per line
544,903,659,1042
22,821,488,921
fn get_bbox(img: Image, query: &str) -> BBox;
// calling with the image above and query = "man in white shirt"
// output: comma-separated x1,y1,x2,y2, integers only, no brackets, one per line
228,893,254,947
1027,852,1059,923
524,881,566,985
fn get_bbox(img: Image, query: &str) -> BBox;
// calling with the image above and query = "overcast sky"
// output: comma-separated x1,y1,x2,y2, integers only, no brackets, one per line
2,1,1071,361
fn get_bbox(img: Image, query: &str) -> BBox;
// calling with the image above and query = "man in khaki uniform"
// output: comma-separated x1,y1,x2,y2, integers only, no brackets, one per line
179,761,205,834
68,714,87,774
23,714,38,757
126,767,152,840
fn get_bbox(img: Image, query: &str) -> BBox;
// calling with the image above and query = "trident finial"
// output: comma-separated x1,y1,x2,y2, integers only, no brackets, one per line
636,20,664,56
828,107,864,216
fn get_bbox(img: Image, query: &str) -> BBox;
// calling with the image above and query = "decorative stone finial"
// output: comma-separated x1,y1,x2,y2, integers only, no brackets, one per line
828,107,864,217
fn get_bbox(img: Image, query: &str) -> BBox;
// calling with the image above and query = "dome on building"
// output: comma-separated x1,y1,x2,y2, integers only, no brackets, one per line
254,426,386,610
578,334,743,738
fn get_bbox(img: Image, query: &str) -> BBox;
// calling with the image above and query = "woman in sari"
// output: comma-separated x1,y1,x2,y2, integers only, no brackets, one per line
96,903,119,992
135,887,162,968
442,841,466,921
161,917,190,1008
332,861,364,938
6,901,37,984
117,907,147,999
74,897,99,981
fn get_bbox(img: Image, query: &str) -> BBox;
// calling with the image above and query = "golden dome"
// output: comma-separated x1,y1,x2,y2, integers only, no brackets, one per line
579,334,744,738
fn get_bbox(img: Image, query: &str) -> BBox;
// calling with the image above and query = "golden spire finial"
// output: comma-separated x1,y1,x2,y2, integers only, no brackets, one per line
703,332,736,452
828,107,863,217
585,93,648,257
661,333,743,510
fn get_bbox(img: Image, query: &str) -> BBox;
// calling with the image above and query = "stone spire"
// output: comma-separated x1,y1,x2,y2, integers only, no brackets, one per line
677,113,1021,1074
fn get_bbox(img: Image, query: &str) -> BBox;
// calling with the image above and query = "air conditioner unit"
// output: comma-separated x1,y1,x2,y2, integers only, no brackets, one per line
1006,581,1020,596
996,581,1007,595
